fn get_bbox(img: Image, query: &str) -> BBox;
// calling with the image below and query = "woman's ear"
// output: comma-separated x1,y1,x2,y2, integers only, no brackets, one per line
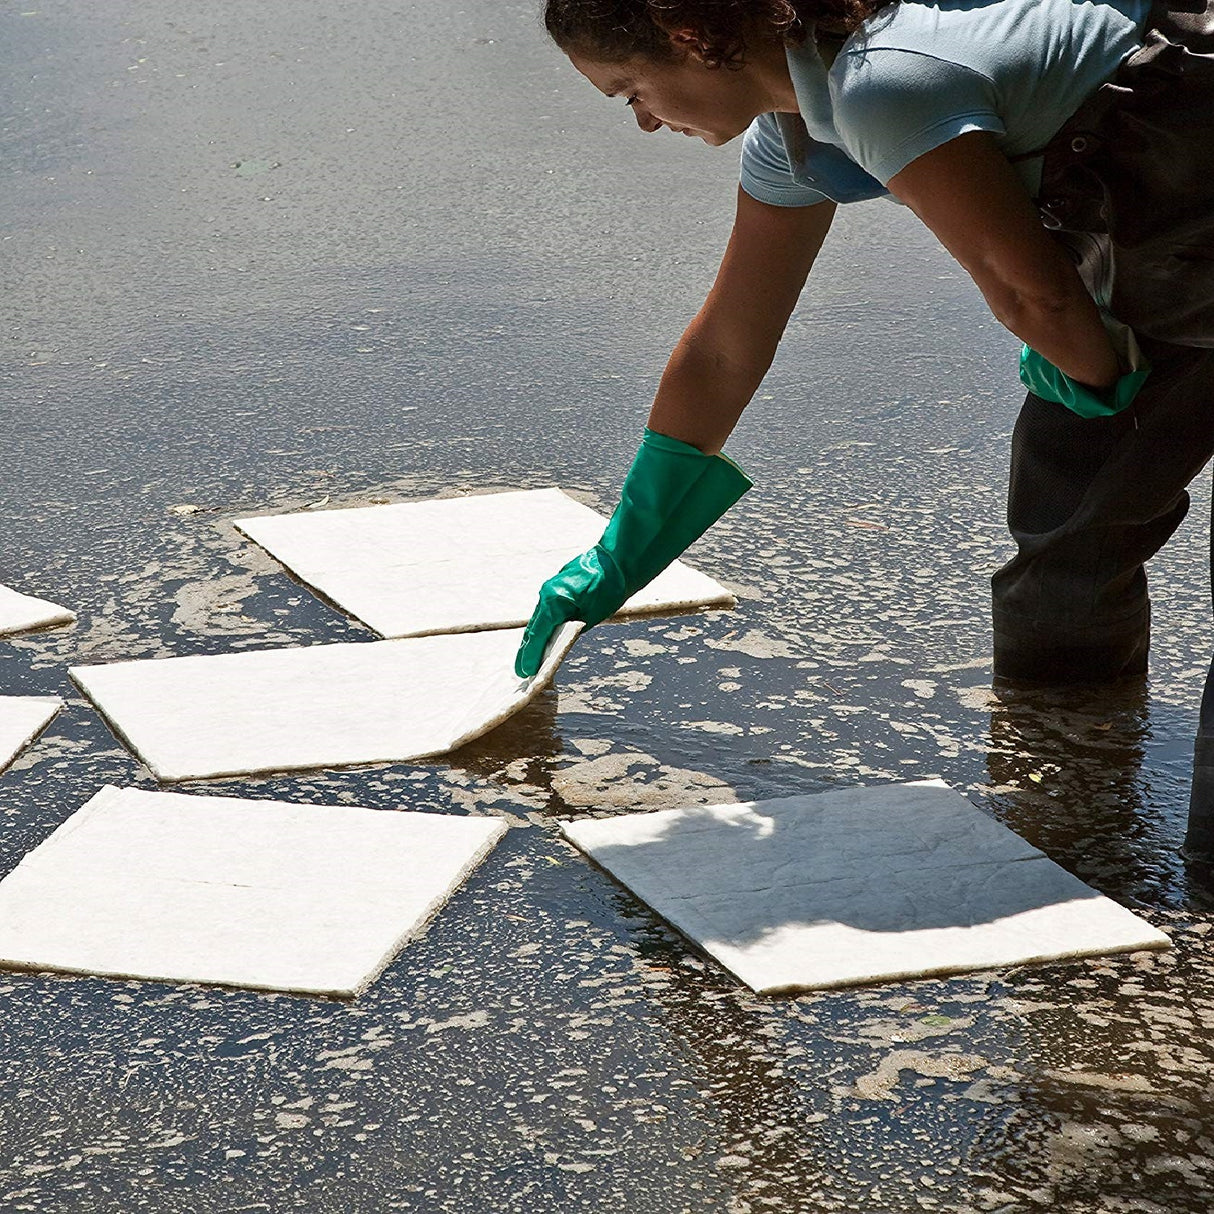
666,27,711,61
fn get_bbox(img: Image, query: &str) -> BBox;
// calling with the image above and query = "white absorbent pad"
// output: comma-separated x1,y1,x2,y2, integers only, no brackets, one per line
70,623,579,781
0,584,74,637
0,786,507,997
0,696,62,773
561,780,1170,995
234,487,735,638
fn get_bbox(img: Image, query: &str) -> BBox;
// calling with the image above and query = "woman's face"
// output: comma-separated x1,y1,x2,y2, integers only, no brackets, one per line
567,45,776,146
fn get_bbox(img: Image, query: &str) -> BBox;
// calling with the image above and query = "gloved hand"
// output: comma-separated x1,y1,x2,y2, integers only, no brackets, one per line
514,428,752,678
1019,345,1151,419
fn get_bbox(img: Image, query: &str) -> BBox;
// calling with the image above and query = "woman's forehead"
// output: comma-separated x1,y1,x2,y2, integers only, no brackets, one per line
567,51,635,96
568,50,676,96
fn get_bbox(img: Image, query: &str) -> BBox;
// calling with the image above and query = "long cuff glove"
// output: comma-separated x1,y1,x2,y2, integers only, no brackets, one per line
1019,344,1151,420
514,429,752,678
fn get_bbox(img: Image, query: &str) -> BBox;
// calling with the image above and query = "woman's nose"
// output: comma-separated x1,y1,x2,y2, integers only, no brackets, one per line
633,105,661,134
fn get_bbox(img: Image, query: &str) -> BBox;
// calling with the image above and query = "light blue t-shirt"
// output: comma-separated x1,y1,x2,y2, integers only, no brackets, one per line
740,0,1151,206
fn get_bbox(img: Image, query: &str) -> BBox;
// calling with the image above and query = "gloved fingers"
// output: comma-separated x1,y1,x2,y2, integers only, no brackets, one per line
514,591,576,679
1113,365,1151,409
1020,344,1153,419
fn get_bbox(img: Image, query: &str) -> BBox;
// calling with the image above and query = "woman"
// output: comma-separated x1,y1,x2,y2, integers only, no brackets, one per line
514,0,1214,878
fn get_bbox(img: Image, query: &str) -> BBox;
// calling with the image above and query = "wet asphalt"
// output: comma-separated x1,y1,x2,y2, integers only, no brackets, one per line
2,1,1213,1210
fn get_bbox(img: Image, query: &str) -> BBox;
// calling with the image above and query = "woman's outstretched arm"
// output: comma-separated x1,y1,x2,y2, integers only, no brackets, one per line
513,188,833,675
888,130,1120,389
647,187,836,453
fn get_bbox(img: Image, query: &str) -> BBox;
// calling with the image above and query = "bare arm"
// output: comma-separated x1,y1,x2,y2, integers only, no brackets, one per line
888,131,1119,389
648,187,836,454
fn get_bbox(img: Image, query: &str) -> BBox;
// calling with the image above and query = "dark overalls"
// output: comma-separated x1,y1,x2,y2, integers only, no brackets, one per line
989,1,1214,867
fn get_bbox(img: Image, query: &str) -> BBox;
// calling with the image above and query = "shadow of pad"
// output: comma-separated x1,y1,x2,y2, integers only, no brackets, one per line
561,780,1169,995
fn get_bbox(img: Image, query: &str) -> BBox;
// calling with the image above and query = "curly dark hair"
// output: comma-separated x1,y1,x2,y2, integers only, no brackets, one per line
544,0,894,67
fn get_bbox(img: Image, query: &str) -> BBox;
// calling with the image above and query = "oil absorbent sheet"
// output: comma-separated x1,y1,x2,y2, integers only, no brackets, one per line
235,488,734,638
0,785,507,997
562,780,1170,994
0,584,74,638
0,696,61,773
70,623,579,781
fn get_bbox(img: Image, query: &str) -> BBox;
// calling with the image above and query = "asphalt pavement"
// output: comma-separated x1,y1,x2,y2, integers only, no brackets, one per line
2,2,1212,1210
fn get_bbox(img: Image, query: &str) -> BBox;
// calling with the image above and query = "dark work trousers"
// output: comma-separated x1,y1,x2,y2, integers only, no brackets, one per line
990,338,1214,861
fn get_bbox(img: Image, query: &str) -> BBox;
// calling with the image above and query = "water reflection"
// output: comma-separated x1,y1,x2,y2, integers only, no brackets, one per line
982,677,1177,904
973,940,1214,1211
449,686,565,790
623,915,834,1206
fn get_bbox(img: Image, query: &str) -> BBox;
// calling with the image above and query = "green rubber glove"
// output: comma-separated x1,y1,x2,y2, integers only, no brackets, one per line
514,429,752,678
1019,345,1151,419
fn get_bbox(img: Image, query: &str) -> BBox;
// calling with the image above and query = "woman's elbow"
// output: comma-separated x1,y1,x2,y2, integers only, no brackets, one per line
981,274,1088,335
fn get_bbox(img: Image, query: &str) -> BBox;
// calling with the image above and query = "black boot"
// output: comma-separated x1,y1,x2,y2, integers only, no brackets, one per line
1185,738,1214,861
1183,667,1214,905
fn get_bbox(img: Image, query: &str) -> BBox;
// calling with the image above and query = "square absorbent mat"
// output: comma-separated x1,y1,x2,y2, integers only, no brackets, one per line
235,487,735,638
561,780,1170,994
0,786,507,996
0,696,62,774
0,584,74,637
70,623,578,781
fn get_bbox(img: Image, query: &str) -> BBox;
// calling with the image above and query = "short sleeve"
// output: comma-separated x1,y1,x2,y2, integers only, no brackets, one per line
831,49,1006,185
739,114,829,208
